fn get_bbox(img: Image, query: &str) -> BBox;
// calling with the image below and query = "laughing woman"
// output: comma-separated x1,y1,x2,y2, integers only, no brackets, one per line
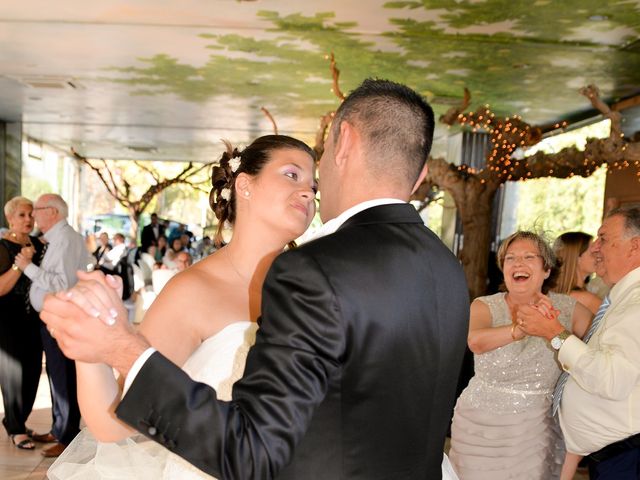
449,231,592,480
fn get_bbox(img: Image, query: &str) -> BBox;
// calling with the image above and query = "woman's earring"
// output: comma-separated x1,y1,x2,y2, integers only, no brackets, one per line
244,191,250,197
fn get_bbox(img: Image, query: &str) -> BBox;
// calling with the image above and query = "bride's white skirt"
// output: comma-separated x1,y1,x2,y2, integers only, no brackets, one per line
49,429,458,479
47,429,168,480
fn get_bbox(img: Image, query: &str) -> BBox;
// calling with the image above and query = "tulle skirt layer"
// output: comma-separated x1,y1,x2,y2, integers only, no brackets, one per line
48,429,168,480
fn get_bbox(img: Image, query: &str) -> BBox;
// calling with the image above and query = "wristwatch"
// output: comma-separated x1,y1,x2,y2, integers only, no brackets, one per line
550,330,571,350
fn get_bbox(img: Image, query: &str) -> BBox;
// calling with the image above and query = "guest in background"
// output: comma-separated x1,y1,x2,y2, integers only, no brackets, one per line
162,237,184,269
153,234,168,265
140,213,165,254
174,251,192,272
167,223,186,246
0,196,43,450
449,231,591,479
93,232,111,266
98,233,126,271
553,231,602,315
15,193,91,457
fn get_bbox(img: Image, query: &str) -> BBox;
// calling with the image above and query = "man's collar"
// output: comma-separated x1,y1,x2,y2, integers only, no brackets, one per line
313,199,405,239
43,219,67,242
609,265,640,304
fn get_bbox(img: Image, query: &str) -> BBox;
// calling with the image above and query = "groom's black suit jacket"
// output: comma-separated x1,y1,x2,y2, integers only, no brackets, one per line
117,204,470,479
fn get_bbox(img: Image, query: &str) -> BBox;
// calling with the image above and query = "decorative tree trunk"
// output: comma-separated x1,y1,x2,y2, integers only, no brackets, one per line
424,157,501,298
129,209,141,241
455,186,497,299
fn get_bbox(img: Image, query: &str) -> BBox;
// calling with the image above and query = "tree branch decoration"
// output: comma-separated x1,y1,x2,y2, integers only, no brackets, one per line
261,106,279,135
71,148,212,237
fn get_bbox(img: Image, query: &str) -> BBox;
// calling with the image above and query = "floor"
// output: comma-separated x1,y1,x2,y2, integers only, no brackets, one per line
0,367,56,480
1,366,590,480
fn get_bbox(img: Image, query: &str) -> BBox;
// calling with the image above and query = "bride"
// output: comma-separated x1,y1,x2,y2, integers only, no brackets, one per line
48,135,318,479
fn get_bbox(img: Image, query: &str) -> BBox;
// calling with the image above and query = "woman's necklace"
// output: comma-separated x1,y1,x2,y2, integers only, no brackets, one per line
8,231,30,246
225,248,249,281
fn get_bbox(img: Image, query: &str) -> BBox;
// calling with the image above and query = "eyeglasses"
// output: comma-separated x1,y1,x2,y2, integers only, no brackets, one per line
33,206,54,211
503,253,542,264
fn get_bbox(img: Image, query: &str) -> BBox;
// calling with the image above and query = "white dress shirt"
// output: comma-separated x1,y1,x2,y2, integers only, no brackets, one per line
123,198,407,394
99,242,127,270
24,219,91,312
559,265,640,455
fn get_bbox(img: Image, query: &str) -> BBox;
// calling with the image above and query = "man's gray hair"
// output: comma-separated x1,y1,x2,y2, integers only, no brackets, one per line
607,207,640,238
42,194,69,219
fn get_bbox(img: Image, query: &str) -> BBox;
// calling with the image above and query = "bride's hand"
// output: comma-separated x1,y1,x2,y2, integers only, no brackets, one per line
55,271,125,326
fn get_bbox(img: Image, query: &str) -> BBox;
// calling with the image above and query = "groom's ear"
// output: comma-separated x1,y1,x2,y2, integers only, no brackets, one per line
411,163,429,195
334,121,359,170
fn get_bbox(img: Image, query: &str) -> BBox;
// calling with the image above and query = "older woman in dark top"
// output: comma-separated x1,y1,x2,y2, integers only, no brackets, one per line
0,196,44,449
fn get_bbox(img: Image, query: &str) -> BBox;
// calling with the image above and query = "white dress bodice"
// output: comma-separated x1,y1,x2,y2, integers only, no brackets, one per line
162,321,258,479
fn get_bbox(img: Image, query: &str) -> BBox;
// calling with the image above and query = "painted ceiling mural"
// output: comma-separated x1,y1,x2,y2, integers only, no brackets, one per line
0,0,639,162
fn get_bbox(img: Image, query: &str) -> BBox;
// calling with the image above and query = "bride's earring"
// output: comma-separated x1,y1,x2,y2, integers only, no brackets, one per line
244,191,250,197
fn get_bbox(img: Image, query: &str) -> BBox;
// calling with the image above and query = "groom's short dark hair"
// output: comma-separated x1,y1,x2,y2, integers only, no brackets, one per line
331,78,435,186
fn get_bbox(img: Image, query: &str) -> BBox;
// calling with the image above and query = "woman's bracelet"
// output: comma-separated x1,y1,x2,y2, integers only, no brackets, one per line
511,323,519,341
11,263,21,272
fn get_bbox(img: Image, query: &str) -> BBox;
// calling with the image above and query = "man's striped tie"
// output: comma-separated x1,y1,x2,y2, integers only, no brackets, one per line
552,294,611,416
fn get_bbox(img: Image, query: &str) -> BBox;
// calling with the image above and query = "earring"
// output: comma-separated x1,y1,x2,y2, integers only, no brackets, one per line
244,191,250,197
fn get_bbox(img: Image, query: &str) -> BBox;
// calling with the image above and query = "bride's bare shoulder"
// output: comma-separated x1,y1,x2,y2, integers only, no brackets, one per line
139,253,238,364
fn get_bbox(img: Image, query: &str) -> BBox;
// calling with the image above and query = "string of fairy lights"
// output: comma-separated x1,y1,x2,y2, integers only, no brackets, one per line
451,103,640,183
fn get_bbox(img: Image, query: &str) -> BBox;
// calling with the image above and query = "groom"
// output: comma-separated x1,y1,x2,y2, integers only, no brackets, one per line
42,79,470,479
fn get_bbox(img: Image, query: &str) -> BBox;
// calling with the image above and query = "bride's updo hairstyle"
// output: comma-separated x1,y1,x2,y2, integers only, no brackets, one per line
210,135,315,247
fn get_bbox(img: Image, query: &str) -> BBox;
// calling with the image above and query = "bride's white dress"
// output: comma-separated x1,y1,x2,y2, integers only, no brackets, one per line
48,320,458,479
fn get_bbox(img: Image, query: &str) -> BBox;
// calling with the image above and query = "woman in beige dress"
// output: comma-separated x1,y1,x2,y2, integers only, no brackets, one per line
449,231,592,479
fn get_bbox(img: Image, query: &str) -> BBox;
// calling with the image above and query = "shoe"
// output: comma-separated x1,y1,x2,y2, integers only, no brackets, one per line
30,431,57,443
10,434,35,450
41,442,66,457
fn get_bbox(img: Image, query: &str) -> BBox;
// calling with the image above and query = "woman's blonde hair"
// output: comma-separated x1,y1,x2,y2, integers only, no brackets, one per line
553,232,592,294
4,196,33,218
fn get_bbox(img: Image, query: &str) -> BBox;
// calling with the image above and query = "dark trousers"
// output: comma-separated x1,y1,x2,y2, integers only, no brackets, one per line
589,445,640,479
40,323,81,445
0,311,42,436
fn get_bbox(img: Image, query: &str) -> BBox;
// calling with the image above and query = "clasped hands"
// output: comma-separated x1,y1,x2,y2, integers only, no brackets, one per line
40,271,150,376
514,293,562,340
14,244,36,271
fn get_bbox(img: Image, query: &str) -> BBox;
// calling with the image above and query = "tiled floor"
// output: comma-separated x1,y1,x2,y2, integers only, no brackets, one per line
2,367,589,479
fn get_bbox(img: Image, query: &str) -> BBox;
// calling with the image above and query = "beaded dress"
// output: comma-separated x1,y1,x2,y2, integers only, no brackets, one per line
449,292,575,480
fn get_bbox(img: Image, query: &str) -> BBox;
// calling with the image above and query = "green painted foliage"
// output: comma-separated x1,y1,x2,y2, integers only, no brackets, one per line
103,6,640,128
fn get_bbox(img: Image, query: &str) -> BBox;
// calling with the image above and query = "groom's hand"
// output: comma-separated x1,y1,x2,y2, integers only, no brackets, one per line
40,276,150,377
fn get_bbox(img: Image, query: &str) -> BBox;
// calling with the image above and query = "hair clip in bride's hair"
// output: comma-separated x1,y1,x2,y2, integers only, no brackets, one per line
229,157,241,173
220,188,231,201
